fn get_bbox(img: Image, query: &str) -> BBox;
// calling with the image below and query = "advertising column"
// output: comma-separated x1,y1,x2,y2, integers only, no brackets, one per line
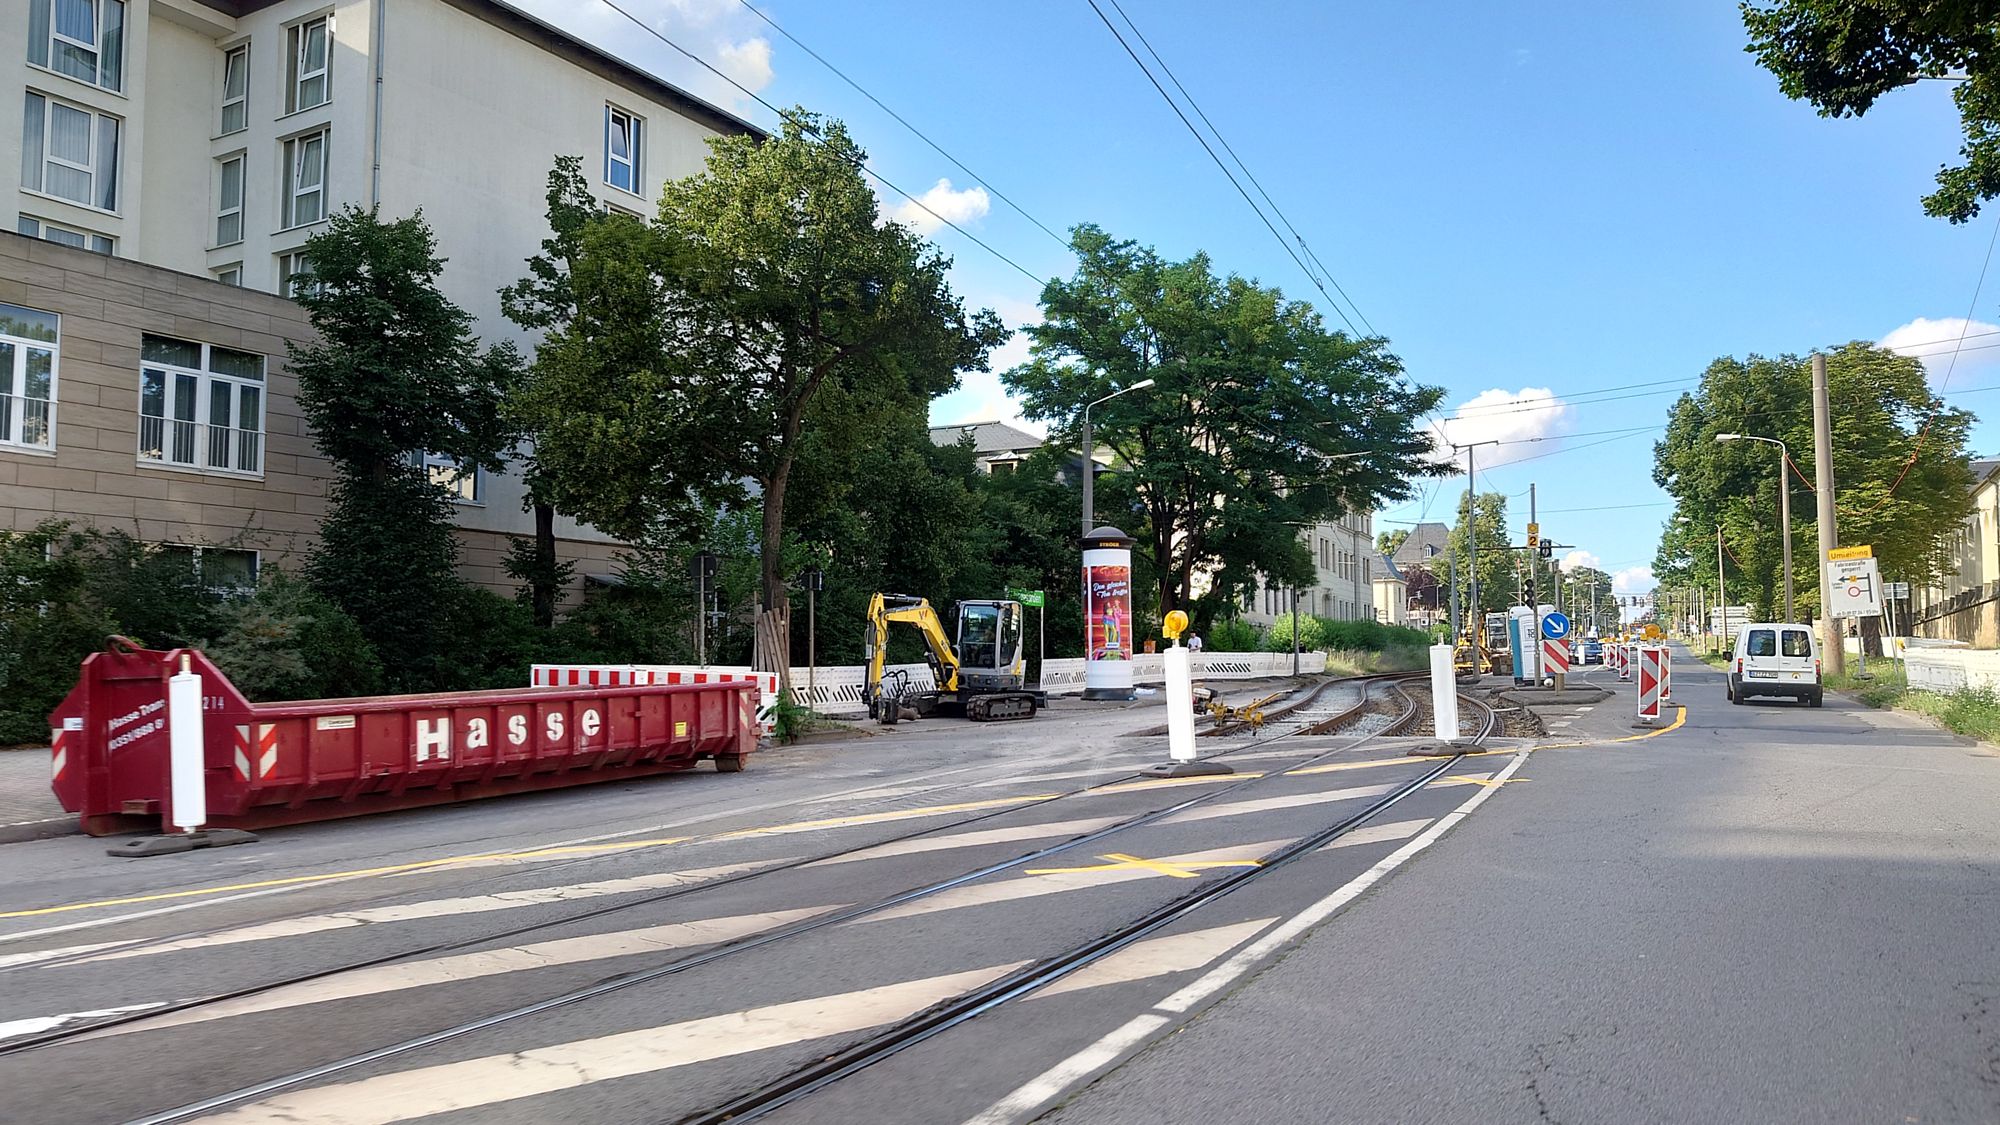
1082,526,1137,701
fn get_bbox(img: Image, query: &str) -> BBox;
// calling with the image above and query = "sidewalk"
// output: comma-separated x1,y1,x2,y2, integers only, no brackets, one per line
1048,646,2000,1124
0,748,70,843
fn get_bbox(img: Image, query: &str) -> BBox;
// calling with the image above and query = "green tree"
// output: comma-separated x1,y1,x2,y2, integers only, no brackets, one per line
288,206,521,690
507,116,1003,694
1559,564,1621,635
1651,342,1973,616
1376,528,1411,557
1005,225,1442,626
1742,1,2000,220
1445,490,1516,621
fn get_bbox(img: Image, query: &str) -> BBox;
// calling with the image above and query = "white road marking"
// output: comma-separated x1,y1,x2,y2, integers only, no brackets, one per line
0,937,143,970
1028,919,1274,1000
964,752,1531,1125
860,841,1293,923
64,906,837,1043
37,859,784,970
1318,818,1430,850
0,1001,175,1041
194,918,1269,1124
807,818,1127,868
1160,784,1391,824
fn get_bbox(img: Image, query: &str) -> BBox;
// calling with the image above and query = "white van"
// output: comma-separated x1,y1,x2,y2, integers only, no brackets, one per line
1727,623,1822,707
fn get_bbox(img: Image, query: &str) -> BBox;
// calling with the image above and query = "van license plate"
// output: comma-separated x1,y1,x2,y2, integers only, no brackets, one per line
1747,671,1776,679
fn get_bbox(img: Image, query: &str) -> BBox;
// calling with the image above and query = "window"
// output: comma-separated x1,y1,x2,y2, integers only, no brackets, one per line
16,215,111,255
215,155,244,246
1745,629,1776,658
158,545,260,594
220,44,248,134
22,91,120,210
213,265,241,287
137,334,265,475
28,0,123,92
0,302,59,450
605,106,641,193
286,16,329,113
414,451,482,504
278,250,316,297
282,130,327,227
1781,629,1813,658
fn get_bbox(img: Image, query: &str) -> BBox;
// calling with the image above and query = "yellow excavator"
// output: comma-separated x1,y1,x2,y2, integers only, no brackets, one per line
864,593,1042,723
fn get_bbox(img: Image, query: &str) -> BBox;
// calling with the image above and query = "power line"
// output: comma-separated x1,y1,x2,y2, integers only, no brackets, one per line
730,0,1071,253
1082,0,1363,337
1099,0,1374,336
596,0,1049,287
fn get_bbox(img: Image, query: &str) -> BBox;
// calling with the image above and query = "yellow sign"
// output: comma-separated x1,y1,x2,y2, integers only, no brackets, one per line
1526,522,1539,549
1164,609,1189,640
1643,624,1662,640
1827,545,1873,562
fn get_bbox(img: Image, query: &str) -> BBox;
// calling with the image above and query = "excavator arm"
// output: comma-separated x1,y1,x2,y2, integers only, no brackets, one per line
864,593,962,716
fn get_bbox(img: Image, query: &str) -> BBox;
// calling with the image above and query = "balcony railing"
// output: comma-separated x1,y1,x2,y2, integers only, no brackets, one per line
138,415,263,474
0,394,52,448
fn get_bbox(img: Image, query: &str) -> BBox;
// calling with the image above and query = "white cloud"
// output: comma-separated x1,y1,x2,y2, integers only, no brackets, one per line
506,0,776,115
928,294,1046,437
1880,316,2000,387
890,179,992,235
1611,565,1654,594
716,37,773,93
1560,549,1601,573
1426,387,1573,467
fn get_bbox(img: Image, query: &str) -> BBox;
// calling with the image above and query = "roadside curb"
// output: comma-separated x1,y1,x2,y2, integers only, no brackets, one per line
0,817,78,845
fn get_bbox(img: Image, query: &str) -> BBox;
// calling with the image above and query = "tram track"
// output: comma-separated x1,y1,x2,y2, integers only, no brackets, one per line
93,676,1509,1125
3,675,1470,1062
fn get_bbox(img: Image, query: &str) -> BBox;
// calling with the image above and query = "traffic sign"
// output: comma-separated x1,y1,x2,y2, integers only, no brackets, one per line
1830,557,1883,618
1007,588,1046,608
1884,581,1911,600
1827,544,1873,562
1526,522,1539,548
1541,611,1571,640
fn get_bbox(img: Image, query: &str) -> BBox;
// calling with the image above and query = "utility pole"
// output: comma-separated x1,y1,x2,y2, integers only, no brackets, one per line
1448,540,1460,641
1717,524,1727,649
1812,352,1844,675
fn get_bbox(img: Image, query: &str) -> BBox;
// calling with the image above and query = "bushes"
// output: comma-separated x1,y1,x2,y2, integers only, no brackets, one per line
1206,617,1262,653
1264,613,1433,661
205,570,383,701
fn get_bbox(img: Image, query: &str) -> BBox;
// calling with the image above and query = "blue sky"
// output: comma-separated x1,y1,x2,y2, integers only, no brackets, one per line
518,0,2000,597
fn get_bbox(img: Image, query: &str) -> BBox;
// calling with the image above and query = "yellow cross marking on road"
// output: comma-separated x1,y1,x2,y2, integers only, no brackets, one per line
1022,852,1265,878
1434,774,1530,789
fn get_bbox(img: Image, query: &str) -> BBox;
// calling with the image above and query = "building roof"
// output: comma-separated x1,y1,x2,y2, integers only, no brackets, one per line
191,0,764,140
930,420,1045,457
1974,457,2000,485
1374,553,1405,583
1392,521,1451,568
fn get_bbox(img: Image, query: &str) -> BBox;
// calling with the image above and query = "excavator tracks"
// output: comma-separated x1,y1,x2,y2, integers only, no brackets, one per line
965,693,1039,721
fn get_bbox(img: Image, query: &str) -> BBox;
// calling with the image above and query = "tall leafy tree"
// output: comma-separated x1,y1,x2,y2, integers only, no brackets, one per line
1559,564,1621,635
1651,342,1974,615
1005,225,1442,624
507,116,1003,693
288,206,520,689
1444,490,1516,620
1742,0,2000,220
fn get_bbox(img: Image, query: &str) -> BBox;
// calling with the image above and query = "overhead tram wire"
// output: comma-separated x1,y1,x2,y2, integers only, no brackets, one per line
729,0,1072,254
1100,0,1374,337
595,0,1050,288
1082,0,1362,337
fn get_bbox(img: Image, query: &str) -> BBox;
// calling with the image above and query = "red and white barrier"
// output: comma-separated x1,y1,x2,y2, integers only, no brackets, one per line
1616,643,1632,682
532,665,779,735
1636,646,1665,722
1541,638,1569,679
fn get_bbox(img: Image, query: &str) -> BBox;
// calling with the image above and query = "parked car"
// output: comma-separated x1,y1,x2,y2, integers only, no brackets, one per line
1727,623,1822,707
1579,638,1604,664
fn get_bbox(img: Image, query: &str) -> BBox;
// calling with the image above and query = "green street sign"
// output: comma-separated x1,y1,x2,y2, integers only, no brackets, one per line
1008,588,1046,608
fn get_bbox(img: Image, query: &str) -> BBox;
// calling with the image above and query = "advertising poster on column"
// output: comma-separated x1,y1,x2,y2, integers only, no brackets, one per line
1087,563,1132,661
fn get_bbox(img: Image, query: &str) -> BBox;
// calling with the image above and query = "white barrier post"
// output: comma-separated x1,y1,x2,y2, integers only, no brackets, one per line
1143,613,1232,778
1429,642,1460,745
168,654,206,833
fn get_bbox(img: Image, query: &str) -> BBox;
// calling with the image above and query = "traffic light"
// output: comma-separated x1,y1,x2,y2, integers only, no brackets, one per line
1524,580,1536,603
1538,541,1553,559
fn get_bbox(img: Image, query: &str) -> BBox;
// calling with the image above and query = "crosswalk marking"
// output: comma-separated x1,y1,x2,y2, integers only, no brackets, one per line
1318,818,1430,851
64,907,837,1044
1028,918,1274,999
1160,783,1392,824
807,817,1128,868
862,841,1293,923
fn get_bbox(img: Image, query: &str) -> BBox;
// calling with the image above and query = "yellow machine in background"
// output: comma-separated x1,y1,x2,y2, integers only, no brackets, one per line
863,593,1042,724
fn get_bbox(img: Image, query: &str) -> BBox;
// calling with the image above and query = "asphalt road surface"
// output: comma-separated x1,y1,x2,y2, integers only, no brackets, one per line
2,654,1994,1124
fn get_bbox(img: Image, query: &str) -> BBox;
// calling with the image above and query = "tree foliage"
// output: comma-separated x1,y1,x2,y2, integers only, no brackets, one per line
1444,490,1516,619
1742,0,2000,220
1559,564,1621,635
1651,342,1974,617
1005,225,1443,625
289,206,521,690
506,116,1003,690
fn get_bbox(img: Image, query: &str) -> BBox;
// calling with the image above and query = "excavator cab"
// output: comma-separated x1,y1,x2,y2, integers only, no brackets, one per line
865,593,1039,723
954,599,1026,694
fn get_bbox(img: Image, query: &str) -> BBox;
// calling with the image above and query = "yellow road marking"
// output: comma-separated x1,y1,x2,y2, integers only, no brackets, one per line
1290,748,1515,777
1089,773,1264,794
1537,705,1689,749
1433,775,1529,789
1023,853,1263,878
715,794,1060,838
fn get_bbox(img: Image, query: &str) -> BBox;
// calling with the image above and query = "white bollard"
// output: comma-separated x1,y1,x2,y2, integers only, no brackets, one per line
1164,642,1196,763
1429,643,1460,742
167,655,206,833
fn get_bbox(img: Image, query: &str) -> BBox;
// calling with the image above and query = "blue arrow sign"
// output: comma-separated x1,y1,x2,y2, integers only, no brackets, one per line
1542,612,1571,640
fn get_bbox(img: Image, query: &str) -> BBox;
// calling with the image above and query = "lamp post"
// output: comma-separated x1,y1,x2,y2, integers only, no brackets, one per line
1716,432,1793,622
1081,378,1156,536
1449,439,1501,666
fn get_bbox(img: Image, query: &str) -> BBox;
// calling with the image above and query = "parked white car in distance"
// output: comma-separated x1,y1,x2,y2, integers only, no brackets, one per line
1727,623,1823,708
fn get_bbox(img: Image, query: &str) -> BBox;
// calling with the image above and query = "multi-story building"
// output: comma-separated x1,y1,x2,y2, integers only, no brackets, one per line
3,0,758,591
1913,457,2000,647
1240,510,1378,628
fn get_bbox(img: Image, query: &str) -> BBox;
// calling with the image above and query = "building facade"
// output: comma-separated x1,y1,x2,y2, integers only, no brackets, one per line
4,0,758,589
1240,510,1378,628
1371,552,1407,625
1913,457,2000,647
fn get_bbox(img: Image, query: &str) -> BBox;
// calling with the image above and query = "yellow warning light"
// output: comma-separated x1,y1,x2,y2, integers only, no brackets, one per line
1164,610,1190,640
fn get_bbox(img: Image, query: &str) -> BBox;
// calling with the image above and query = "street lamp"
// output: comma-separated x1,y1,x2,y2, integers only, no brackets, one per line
1081,378,1156,536
1715,432,1793,622
1448,439,1501,660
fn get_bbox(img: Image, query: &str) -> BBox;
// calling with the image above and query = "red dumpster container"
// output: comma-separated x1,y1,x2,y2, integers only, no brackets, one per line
48,639,759,836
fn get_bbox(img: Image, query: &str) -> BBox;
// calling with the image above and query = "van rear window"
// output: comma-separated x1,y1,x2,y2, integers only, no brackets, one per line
1781,630,1812,657
1746,629,1776,657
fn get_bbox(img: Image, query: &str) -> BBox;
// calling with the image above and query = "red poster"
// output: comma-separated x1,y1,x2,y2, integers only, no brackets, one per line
1087,563,1132,661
